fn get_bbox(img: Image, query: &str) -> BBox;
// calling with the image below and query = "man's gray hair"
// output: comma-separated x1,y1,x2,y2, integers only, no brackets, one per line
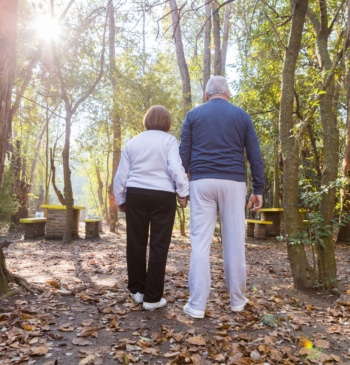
205,76,229,95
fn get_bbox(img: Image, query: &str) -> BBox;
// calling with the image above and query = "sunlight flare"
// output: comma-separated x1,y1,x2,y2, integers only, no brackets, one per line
34,15,62,42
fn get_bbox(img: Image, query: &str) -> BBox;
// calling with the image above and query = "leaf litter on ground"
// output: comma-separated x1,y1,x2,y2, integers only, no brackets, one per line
0,222,350,364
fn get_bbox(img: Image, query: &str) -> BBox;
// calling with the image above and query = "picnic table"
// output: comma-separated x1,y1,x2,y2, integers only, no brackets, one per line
84,218,103,239
246,208,284,239
258,208,284,237
40,204,86,239
19,217,47,239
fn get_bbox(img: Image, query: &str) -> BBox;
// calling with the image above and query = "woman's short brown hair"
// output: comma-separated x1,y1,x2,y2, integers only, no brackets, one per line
143,105,172,131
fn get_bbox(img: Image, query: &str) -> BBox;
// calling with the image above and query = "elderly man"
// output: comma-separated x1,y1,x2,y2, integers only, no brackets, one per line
179,76,264,318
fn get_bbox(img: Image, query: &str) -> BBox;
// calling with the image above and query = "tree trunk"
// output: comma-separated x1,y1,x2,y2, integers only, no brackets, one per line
279,0,316,290
203,1,211,101
273,117,281,208
176,206,186,236
0,247,12,294
169,0,192,110
338,1,350,244
96,165,104,213
10,140,30,226
62,111,74,243
220,3,231,74
29,122,47,195
108,0,121,232
50,147,65,205
212,1,222,75
308,2,338,289
0,0,17,187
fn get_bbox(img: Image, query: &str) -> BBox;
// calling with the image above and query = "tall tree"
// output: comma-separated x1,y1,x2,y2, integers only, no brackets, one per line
0,0,17,187
212,0,231,76
0,0,17,295
203,1,211,95
169,0,192,110
306,0,346,289
337,0,350,243
279,0,314,290
107,0,121,233
50,1,107,243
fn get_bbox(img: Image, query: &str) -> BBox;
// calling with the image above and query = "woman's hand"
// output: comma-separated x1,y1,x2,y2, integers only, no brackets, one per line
118,204,126,213
177,195,189,208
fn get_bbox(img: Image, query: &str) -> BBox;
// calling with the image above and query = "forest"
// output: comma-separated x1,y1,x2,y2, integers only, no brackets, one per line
1,0,350,314
1,1,350,363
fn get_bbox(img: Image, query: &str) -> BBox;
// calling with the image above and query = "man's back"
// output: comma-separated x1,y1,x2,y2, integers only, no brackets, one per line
180,97,264,193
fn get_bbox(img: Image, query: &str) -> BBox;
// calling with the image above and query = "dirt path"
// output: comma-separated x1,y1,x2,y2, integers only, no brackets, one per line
1,223,350,364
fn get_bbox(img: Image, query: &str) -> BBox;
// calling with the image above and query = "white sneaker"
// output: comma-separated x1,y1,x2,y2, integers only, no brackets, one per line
183,303,205,319
231,297,249,312
143,298,167,311
130,292,144,303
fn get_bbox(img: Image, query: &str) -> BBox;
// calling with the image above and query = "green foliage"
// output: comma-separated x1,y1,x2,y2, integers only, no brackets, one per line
279,179,350,248
0,169,19,224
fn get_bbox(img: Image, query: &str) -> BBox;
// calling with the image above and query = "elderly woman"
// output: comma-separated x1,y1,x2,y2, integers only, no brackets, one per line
113,105,189,310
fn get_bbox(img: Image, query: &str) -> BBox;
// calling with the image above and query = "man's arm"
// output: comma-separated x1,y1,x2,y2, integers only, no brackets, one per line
179,114,192,173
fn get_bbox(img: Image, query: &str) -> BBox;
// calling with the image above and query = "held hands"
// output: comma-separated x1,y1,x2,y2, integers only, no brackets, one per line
247,194,263,212
177,195,189,208
118,204,126,213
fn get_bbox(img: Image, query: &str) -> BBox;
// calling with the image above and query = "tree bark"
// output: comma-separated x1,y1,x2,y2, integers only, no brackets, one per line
0,247,12,295
62,111,74,243
108,0,120,232
338,0,350,243
221,3,231,74
272,117,281,208
176,206,186,237
213,1,222,75
307,2,339,289
169,0,192,111
96,165,104,212
10,140,30,226
279,0,316,290
0,0,17,187
50,147,66,205
203,1,211,101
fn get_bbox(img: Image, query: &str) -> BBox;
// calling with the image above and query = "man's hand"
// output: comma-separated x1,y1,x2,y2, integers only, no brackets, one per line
118,204,126,213
247,194,263,212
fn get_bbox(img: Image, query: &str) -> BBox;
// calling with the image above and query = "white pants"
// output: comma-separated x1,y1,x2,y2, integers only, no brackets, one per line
188,179,247,311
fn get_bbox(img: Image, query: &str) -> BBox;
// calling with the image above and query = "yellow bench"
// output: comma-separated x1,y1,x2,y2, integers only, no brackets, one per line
20,218,47,239
246,219,273,239
84,218,102,239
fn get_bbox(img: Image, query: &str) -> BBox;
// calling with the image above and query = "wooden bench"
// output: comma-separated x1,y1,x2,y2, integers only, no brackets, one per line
246,219,273,239
84,218,102,239
20,218,47,239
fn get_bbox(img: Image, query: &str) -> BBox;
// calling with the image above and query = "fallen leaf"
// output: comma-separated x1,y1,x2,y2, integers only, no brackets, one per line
72,338,93,346
47,280,61,289
79,354,95,365
314,339,329,349
59,323,75,332
80,326,99,338
31,345,49,356
187,335,206,346
142,347,159,356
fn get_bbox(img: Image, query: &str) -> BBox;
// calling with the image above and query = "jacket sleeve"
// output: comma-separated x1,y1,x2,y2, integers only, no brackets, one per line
113,148,130,205
167,137,189,197
245,121,265,195
179,113,192,173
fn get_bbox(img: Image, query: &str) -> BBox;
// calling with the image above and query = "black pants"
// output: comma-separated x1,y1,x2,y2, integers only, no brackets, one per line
125,187,176,303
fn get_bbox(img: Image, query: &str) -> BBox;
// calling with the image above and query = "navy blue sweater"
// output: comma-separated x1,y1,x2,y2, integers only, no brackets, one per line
179,98,264,195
